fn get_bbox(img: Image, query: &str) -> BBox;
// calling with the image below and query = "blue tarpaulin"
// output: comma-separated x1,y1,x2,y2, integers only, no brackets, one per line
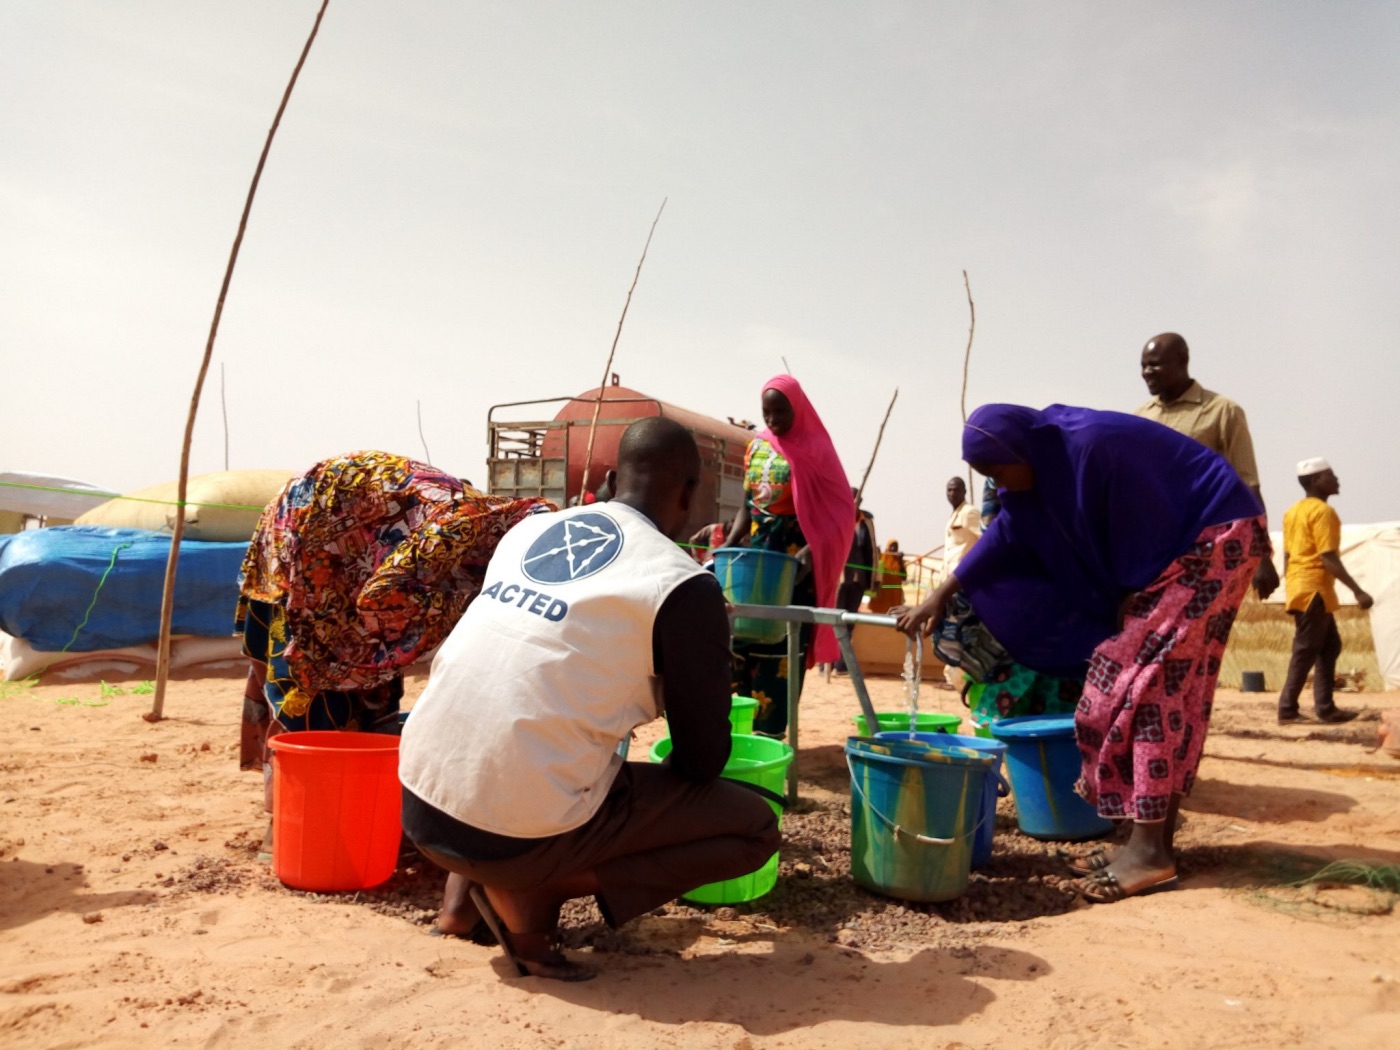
0,526,247,651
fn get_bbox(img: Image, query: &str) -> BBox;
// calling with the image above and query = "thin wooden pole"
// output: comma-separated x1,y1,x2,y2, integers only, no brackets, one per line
220,362,230,470
855,387,898,505
959,269,976,490
578,198,666,499
416,400,432,464
147,0,331,722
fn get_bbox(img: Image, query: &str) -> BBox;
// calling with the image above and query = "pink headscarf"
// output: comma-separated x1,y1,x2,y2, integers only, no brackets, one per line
758,374,855,666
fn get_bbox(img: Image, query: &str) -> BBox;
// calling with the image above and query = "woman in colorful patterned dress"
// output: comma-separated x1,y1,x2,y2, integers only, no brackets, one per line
896,405,1267,902
722,377,854,736
236,451,549,793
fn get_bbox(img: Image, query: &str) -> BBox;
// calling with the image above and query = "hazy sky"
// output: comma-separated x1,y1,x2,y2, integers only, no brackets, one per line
3,1,1397,552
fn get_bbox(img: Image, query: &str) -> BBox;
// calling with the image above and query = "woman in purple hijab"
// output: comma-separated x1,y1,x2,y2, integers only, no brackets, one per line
897,404,1267,903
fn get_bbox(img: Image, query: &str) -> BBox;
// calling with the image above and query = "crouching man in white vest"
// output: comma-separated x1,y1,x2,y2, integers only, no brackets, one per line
399,418,780,981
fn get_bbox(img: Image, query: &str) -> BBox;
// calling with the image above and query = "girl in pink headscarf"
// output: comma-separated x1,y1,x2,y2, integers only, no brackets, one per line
722,375,855,735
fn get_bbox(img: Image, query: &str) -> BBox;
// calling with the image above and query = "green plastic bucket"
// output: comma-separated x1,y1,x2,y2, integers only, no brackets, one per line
665,695,759,736
712,547,798,643
852,711,962,737
845,736,993,902
649,733,793,903
729,695,759,735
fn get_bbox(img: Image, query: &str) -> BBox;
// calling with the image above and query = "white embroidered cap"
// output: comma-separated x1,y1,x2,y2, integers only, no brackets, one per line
1296,456,1331,477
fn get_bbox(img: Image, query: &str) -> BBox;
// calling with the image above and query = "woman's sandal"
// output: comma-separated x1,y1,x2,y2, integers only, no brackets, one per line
467,885,597,982
1077,868,1180,904
1056,845,1113,877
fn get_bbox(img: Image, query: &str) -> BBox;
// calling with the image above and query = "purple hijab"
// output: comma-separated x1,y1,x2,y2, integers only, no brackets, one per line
954,404,1262,677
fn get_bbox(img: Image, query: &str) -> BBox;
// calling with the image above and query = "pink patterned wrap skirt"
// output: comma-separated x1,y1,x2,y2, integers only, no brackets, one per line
1074,515,1268,821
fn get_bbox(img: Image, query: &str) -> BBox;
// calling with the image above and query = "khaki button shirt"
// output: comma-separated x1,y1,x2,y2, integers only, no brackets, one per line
944,502,983,579
1135,380,1260,489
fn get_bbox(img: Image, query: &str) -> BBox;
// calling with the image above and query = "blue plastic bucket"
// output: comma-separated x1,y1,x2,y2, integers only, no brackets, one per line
649,734,793,903
845,736,993,902
712,547,798,643
877,731,1007,868
989,715,1113,841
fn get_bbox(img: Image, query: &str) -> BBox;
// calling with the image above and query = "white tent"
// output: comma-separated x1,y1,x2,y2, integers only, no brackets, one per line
1264,522,1400,689
0,471,113,520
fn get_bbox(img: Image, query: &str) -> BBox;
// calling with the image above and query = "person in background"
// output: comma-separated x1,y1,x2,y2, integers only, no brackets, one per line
1277,458,1373,725
941,476,984,686
831,488,877,673
687,520,729,564
723,375,855,736
399,419,778,981
942,476,982,582
237,452,549,817
896,404,1266,903
1135,332,1279,599
868,538,907,614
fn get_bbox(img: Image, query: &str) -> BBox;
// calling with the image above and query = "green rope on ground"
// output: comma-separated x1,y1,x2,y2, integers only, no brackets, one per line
1298,860,1400,893
674,541,903,578
1240,855,1400,922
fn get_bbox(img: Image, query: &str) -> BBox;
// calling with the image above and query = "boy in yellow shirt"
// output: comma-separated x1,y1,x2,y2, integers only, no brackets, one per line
1277,457,1374,724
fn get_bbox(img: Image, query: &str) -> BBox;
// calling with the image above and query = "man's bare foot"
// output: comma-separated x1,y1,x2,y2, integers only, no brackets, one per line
436,873,496,944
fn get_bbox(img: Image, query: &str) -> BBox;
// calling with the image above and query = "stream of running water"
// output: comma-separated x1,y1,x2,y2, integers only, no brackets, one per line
902,633,922,737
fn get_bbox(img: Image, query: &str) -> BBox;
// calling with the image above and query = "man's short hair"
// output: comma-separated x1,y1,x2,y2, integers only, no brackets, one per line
617,418,700,489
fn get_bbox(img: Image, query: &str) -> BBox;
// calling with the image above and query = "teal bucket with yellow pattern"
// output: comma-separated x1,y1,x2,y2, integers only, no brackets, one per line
712,547,798,644
845,736,994,902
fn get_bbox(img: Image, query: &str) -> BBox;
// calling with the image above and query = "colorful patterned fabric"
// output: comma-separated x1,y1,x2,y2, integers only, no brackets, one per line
965,664,1083,728
1073,515,1266,820
236,451,549,696
240,597,403,734
744,438,797,520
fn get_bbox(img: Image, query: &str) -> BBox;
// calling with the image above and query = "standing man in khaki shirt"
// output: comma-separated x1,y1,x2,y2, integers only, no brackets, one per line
942,476,982,582
1135,332,1279,598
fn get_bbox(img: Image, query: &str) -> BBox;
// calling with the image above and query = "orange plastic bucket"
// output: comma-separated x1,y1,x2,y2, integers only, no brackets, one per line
267,731,402,891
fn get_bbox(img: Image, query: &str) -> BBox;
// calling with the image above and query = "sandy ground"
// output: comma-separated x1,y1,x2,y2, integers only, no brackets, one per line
2,668,1399,1050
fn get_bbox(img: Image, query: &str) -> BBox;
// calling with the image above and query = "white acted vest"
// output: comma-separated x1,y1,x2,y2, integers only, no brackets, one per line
398,501,707,838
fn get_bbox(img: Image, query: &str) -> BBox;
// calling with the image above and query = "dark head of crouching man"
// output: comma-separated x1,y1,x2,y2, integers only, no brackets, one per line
399,417,780,981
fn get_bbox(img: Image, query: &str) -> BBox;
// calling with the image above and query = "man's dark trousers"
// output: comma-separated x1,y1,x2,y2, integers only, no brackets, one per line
1277,594,1343,718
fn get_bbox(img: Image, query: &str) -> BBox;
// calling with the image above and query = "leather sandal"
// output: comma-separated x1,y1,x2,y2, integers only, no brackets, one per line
1057,845,1113,876
468,885,597,982
1077,868,1180,904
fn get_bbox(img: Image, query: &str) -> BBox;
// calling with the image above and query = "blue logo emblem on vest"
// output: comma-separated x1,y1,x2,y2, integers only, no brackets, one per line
520,512,624,584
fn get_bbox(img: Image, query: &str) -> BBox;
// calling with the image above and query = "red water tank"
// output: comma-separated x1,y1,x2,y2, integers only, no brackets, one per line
545,383,752,500
487,381,755,535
